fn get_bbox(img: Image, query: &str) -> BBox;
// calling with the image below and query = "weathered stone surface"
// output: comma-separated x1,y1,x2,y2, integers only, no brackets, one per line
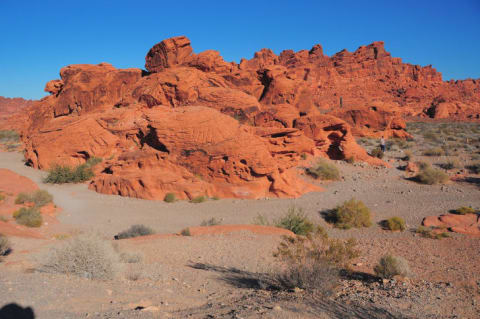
145,36,193,73
423,213,480,237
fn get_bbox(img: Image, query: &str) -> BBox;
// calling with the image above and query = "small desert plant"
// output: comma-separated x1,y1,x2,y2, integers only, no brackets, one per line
44,164,94,184
423,147,444,156
374,255,410,279
275,206,315,235
415,226,450,239
0,193,5,202
383,217,406,231
328,199,372,229
403,150,413,161
163,193,176,203
416,160,430,170
0,215,8,222
119,251,143,264
13,207,43,227
252,213,271,226
370,147,384,159
190,195,207,203
439,159,460,170
0,130,20,142
273,226,359,292
85,157,102,167
415,167,449,185
114,224,154,239
180,228,191,236
306,159,340,180
15,190,53,208
200,217,223,226
300,153,307,160
40,233,120,280
0,234,11,258
451,206,477,215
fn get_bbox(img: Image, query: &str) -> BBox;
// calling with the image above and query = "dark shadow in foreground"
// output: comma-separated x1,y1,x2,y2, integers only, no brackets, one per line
0,303,35,319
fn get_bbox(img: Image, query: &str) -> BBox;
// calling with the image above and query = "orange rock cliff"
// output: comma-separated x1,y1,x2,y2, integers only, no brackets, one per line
5,36,479,200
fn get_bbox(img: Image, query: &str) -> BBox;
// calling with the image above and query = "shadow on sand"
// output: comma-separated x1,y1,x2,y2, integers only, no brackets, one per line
0,303,35,319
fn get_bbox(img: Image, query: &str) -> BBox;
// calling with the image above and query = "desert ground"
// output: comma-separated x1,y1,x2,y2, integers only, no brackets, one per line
1,122,480,319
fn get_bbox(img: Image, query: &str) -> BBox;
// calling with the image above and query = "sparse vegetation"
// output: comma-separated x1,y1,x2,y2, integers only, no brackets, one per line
40,233,120,280
13,207,43,227
0,234,11,258
423,147,444,156
306,159,340,180
451,206,477,215
200,217,223,226
415,167,449,185
328,198,372,229
374,255,410,279
275,206,315,235
383,217,406,231
164,193,176,203
0,130,20,142
180,228,191,236
415,226,450,239
190,195,207,203
15,190,53,208
252,213,271,226
44,158,102,184
439,158,460,170
370,147,384,159
345,156,355,164
273,226,359,292
0,192,5,202
119,251,143,264
403,150,413,161
466,162,480,174
416,161,430,170
114,224,154,239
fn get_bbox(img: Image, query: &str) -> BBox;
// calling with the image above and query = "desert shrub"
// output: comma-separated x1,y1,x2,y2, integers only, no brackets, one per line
85,157,102,167
163,193,176,203
403,150,413,161
415,226,450,239
13,207,42,227
328,199,372,229
370,147,384,159
273,226,359,292
15,190,53,208
180,228,191,236
384,217,406,231
275,206,314,235
439,159,460,170
252,213,271,226
119,251,143,264
190,195,207,203
114,224,154,239
452,206,477,215
345,156,355,164
0,215,8,222
306,159,340,180
40,233,120,280
423,147,444,156
211,195,220,200
0,130,20,142
0,192,5,202
200,217,222,226
0,234,11,257
374,255,410,279
415,167,449,185
44,164,94,184
466,162,480,174
416,161,430,170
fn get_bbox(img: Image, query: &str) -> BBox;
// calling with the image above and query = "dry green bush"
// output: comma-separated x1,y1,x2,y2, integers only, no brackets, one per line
275,206,314,235
416,161,430,170
15,190,53,208
190,195,207,203
252,213,271,226
115,224,154,239
439,158,460,170
0,234,11,258
452,206,477,215
13,207,43,227
423,147,444,156
374,255,410,279
370,147,384,159
40,233,120,280
415,226,450,239
44,164,94,184
163,193,176,203
119,251,143,264
384,217,406,231
200,217,223,226
328,199,372,229
273,226,359,292
306,159,340,180
0,192,5,202
180,228,191,236
0,130,20,142
415,167,449,185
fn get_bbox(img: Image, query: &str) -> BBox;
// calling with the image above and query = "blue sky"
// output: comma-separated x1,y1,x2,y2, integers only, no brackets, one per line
1,0,479,100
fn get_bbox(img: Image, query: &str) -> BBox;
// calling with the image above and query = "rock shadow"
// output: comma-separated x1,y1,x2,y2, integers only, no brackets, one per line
0,303,35,319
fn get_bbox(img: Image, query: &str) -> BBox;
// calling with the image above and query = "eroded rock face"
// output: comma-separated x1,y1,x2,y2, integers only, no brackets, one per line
0,96,34,130
15,36,480,200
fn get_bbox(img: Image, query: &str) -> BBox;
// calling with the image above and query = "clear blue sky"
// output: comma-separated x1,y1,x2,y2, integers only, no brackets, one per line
1,0,479,100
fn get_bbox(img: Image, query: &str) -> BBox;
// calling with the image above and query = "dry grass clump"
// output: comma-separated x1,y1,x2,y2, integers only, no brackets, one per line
423,147,444,156
180,228,191,236
439,158,460,170
306,159,340,180
370,147,384,159
0,192,5,202
190,195,207,203
15,190,53,208
200,217,223,226
44,158,101,184
374,255,410,279
415,226,450,239
114,224,154,239
0,130,20,142
466,162,480,174
451,206,477,215
415,167,449,185
0,234,11,258
40,233,120,280
275,206,315,235
163,192,176,203
383,217,406,231
328,199,372,229
13,207,43,227
273,226,359,292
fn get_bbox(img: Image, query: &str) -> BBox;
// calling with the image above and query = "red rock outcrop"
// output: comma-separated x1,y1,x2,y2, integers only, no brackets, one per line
0,96,34,130
423,214,480,237
12,36,480,200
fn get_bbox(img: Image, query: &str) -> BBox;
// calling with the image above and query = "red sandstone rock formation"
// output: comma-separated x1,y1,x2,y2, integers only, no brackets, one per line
423,213,480,237
11,36,480,200
0,96,34,130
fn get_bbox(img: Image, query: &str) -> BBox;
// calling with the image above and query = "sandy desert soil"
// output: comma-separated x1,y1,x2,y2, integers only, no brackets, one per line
1,122,480,318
